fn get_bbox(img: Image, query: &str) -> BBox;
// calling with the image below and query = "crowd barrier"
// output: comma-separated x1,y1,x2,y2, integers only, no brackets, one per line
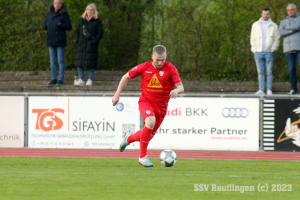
0,93,299,152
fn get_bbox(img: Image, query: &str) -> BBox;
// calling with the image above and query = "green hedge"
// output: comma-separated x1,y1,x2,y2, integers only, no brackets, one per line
0,0,295,81
0,0,153,71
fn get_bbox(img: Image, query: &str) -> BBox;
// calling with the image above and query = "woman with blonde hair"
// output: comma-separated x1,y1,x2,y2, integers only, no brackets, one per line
74,3,103,86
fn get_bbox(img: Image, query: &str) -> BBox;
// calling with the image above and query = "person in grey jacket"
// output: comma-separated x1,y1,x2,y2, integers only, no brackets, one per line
279,4,300,95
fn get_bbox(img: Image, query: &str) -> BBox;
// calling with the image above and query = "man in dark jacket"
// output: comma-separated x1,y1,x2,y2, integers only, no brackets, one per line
43,0,72,86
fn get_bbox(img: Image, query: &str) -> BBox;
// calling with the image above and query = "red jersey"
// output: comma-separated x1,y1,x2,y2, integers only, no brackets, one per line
128,61,182,108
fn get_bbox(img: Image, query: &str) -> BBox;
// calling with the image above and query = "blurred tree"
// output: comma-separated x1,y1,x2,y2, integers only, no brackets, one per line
0,0,294,81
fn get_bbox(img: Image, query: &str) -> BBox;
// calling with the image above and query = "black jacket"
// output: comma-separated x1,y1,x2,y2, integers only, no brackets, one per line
75,17,103,68
43,4,72,47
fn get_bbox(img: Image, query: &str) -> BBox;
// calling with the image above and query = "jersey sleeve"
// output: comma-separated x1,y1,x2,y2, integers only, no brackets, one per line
128,63,143,78
170,64,182,84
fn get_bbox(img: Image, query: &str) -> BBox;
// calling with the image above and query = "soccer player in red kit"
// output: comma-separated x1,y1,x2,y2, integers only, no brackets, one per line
112,45,184,167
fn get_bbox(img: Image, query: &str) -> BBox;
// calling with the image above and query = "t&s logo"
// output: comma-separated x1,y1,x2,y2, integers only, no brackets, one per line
32,108,64,131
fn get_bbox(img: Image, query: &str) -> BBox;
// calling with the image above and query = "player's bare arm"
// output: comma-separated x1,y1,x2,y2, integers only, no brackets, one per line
170,82,184,99
112,72,131,106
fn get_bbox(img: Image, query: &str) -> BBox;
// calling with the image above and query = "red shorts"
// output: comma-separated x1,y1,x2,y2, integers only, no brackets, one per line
139,99,166,134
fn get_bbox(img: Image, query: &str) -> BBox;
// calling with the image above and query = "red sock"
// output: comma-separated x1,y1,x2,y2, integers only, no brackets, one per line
127,130,142,144
140,126,153,158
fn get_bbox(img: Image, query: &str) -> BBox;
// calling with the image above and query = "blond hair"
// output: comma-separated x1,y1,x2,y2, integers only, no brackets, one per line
153,45,167,56
81,3,98,19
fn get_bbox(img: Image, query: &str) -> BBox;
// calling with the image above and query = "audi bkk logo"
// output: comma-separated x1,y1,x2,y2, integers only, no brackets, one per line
222,108,248,118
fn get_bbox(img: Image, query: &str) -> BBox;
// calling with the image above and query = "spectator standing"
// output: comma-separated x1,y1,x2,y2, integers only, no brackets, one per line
250,8,280,95
43,0,72,86
74,3,103,86
279,4,300,95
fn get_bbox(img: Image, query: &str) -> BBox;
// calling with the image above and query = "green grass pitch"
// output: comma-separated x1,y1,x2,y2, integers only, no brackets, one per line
0,157,299,200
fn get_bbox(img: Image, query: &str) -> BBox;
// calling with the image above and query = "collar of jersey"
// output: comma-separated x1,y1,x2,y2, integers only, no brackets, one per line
152,62,164,70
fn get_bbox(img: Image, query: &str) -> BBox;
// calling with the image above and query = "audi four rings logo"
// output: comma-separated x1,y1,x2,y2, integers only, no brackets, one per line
222,108,248,118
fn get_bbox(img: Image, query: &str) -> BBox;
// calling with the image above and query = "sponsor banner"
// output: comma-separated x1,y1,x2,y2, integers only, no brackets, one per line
28,97,140,149
0,97,24,147
263,99,300,151
148,98,259,151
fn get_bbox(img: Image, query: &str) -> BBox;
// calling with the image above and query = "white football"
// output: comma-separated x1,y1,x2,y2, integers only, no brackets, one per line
159,150,177,167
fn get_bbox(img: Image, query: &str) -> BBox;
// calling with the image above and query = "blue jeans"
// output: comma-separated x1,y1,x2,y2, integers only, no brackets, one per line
77,67,95,81
285,51,300,93
254,52,274,91
49,46,65,81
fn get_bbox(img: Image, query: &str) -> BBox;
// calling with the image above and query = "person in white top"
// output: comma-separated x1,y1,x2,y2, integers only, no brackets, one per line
250,8,280,95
